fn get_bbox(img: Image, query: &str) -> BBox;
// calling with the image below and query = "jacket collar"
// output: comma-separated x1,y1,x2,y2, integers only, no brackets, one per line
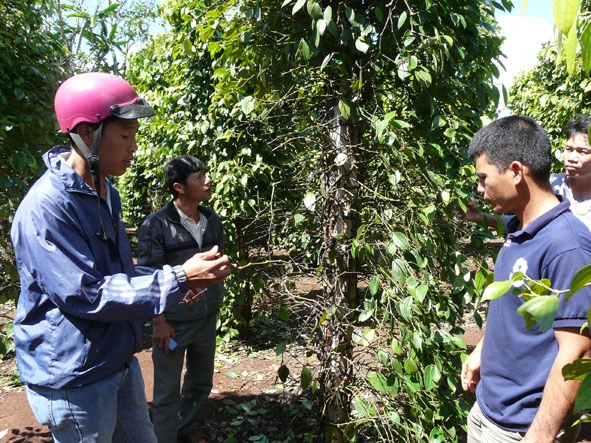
166,201,213,224
44,145,101,196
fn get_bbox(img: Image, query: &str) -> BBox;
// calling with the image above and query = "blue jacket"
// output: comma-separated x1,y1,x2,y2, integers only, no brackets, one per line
137,202,225,322
11,146,188,389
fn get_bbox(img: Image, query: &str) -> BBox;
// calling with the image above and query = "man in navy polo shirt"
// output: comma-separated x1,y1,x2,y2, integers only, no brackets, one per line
461,115,591,442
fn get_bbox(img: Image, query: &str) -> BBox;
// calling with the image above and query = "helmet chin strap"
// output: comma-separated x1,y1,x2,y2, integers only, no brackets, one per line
70,125,109,242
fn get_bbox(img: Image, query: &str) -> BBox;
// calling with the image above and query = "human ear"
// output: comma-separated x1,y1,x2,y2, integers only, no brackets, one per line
509,161,524,184
173,182,185,194
76,123,94,146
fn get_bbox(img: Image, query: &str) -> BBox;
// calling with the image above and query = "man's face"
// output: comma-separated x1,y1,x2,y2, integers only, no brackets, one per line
98,118,140,177
180,170,211,204
563,132,591,180
474,153,518,214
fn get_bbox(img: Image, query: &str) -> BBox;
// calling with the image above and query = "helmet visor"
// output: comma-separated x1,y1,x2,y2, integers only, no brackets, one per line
110,98,155,120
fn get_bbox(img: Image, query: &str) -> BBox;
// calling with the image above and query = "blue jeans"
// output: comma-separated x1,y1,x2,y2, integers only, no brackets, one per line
152,313,217,442
26,356,156,443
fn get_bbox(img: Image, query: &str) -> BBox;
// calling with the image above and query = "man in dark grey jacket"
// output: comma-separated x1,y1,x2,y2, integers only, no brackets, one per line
138,156,225,443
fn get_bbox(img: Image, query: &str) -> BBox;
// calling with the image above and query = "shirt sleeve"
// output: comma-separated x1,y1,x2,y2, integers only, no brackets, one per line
12,194,182,323
546,248,591,329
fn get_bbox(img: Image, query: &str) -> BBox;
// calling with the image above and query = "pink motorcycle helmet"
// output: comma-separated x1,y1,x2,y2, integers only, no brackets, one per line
54,72,155,133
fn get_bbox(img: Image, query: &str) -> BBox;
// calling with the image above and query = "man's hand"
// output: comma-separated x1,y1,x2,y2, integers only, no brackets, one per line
461,338,483,393
182,245,231,288
152,314,176,354
461,201,484,224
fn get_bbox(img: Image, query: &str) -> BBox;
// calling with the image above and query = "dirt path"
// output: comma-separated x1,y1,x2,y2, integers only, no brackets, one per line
1,325,482,442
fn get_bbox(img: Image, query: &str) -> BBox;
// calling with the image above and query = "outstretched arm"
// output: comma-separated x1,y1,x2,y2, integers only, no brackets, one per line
461,201,500,231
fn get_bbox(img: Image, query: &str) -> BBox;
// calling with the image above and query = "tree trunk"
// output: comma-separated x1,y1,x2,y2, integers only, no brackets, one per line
319,104,362,442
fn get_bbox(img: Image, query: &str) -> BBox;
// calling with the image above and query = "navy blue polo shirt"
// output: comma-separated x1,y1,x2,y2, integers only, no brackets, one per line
477,200,591,432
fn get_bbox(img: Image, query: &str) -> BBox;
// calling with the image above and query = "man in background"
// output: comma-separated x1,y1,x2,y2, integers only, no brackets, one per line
138,155,225,443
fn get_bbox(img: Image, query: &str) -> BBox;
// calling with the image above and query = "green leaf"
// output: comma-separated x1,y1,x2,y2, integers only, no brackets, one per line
404,358,418,375
566,264,591,302
355,38,369,53
392,232,409,249
292,0,306,14
225,370,239,379
424,365,441,391
563,358,591,380
278,364,290,382
294,213,305,225
300,365,312,389
415,284,428,303
581,24,591,75
338,99,351,119
369,276,380,295
276,340,287,355
482,280,512,301
553,0,581,35
565,23,578,75
240,96,255,115
296,38,310,60
415,69,432,87
575,374,591,412
517,295,559,331
345,7,356,26
398,296,413,321
309,3,323,20
392,258,407,284
279,305,289,321
316,19,327,36
368,372,398,395
182,39,193,54
397,11,407,29
354,397,376,417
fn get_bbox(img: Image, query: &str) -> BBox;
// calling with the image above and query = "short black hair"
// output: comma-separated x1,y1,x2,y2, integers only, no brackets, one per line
468,115,552,183
566,115,591,139
164,155,206,198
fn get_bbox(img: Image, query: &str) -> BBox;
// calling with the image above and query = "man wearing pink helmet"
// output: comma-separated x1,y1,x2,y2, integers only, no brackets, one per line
10,72,231,442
